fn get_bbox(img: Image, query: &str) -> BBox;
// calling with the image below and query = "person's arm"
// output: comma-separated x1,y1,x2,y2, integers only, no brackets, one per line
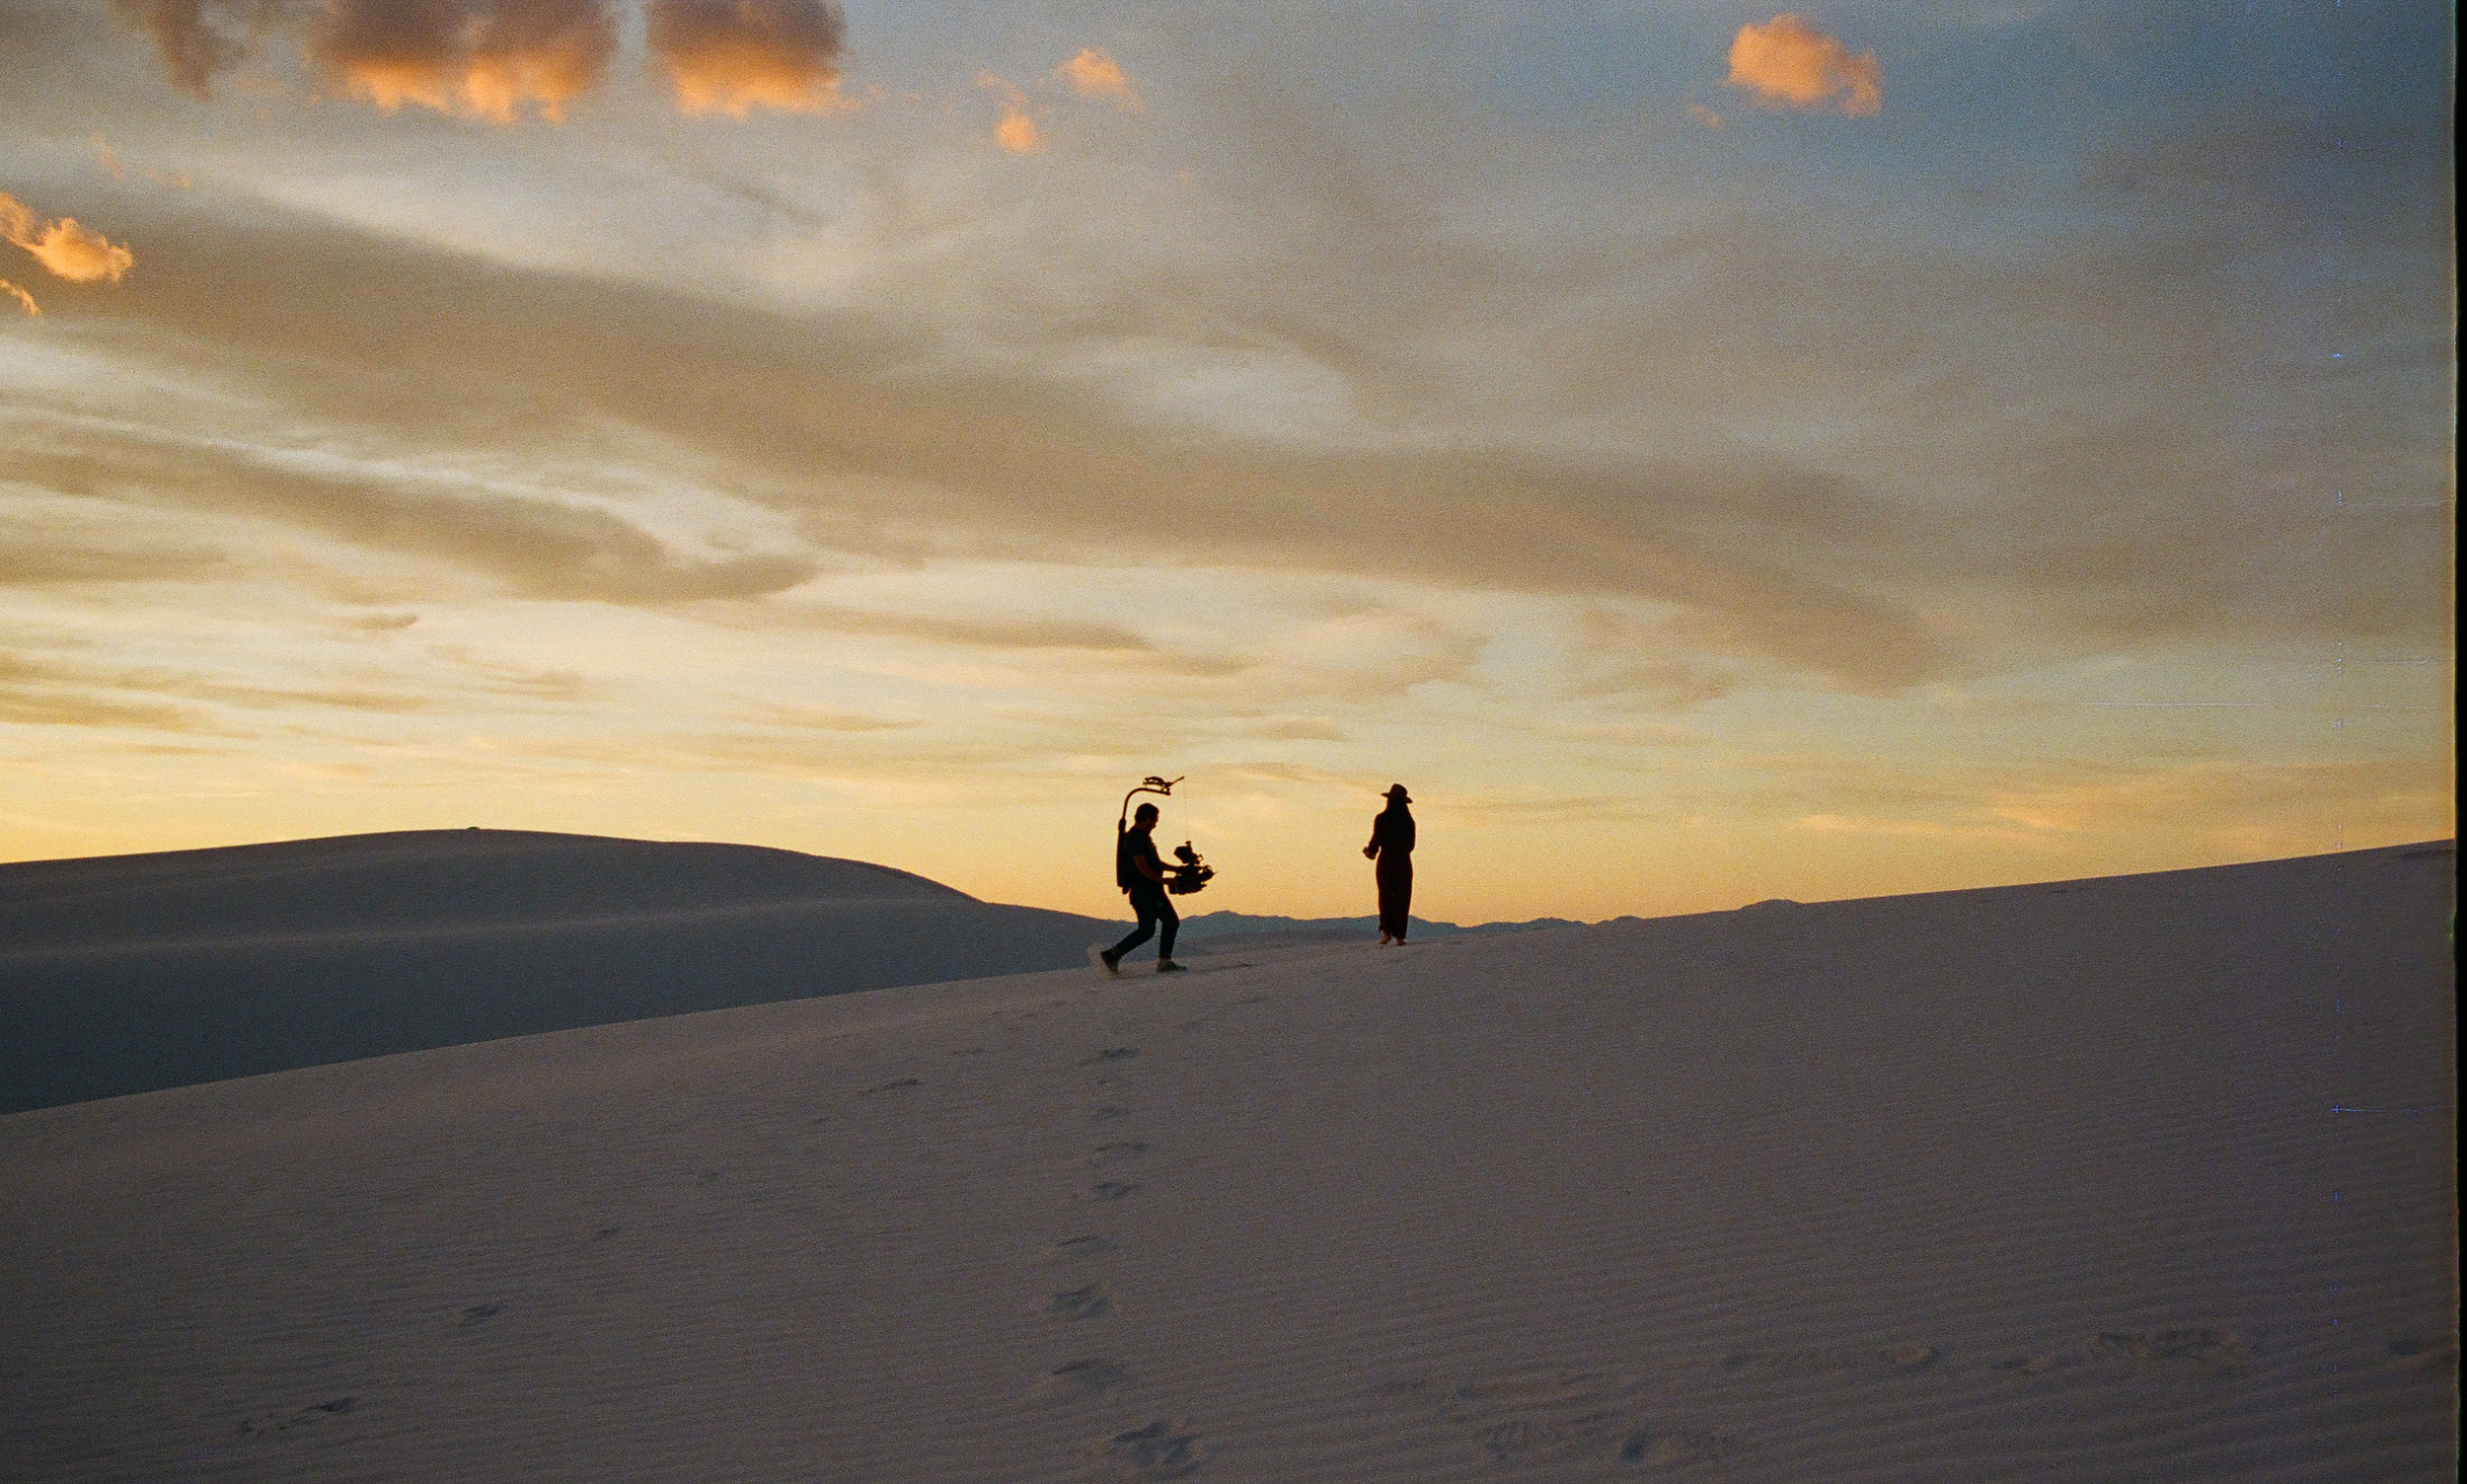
1364,815,1383,859
1134,836,1167,882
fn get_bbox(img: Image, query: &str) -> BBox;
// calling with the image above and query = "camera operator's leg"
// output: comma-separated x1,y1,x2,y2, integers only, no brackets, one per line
1105,909,1156,971
1157,896,1180,964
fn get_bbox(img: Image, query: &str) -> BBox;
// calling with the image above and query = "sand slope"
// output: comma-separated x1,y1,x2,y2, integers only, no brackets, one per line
0,842,2453,1482
0,829,1118,1114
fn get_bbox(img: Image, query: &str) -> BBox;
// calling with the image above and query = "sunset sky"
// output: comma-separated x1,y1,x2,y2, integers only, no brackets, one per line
1,0,2453,923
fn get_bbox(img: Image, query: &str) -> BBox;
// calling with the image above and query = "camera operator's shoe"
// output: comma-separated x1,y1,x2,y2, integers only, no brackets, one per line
1091,945,1121,975
1155,960,1188,974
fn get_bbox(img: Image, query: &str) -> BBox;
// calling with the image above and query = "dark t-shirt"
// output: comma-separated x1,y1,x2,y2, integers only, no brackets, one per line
1118,826,1164,893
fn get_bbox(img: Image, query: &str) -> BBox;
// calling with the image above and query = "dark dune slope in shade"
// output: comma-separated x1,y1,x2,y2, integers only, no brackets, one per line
0,830,1119,1114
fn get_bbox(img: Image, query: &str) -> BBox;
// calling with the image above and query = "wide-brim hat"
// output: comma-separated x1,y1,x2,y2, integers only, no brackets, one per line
1383,784,1411,801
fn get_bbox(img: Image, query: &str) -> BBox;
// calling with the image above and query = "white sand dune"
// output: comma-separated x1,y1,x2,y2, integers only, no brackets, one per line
1,842,2454,1482
0,829,1118,1114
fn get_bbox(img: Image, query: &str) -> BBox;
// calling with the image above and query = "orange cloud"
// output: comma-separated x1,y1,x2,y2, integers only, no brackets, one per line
306,0,619,124
1725,14,1881,116
0,192,137,284
980,72,1041,153
646,0,850,117
1,278,38,316
1688,103,1722,129
1056,47,1141,111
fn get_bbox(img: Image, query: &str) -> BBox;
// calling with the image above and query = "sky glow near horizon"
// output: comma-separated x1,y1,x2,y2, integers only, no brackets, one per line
0,0,2454,923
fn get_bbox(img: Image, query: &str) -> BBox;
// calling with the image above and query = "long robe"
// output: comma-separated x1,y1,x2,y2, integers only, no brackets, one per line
1367,804,1414,939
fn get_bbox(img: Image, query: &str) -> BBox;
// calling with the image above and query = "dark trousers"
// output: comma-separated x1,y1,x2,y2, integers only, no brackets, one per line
1112,883,1179,961
1377,859,1412,939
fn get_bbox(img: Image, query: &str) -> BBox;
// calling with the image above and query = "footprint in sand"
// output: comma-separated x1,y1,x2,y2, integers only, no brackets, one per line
1084,1048,1141,1066
1025,1357,1127,1403
1086,1180,1141,1201
2381,1333,2459,1376
1043,1234,1118,1262
1466,1409,1724,1470
1102,1418,1204,1479
1047,1285,1113,1320
1998,1327,2251,1376
1716,1343,1939,1379
1475,1411,1628,1458
1090,1141,1152,1167
863,1077,923,1095
1618,1425,1729,1469
1384,1365,1722,1468
459,1303,505,1325
1091,1106,1133,1124
237,1397,357,1438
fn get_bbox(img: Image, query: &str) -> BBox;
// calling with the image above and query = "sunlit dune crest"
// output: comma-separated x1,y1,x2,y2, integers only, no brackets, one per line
1057,46,1142,111
1726,13,1881,116
0,191,136,283
647,0,850,117
0,278,38,316
308,0,619,124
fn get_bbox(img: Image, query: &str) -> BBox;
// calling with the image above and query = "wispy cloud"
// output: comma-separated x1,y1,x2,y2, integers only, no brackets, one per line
0,513,224,584
305,0,619,123
646,0,850,117
1056,47,1142,111
1726,14,1881,116
804,607,1152,652
1568,609,1741,708
107,0,274,98
0,192,135,283
980,72,1041,153
744,703,919,732
1246,716,1344,741
2,417,818,608
0,279,37,317
0,688,200,730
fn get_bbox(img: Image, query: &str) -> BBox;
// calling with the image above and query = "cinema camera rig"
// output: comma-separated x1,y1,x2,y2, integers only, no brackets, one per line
1119,775,1216,895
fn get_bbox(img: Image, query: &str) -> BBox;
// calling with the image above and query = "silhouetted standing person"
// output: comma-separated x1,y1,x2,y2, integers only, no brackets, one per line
1101,801,1186,974
1365,783,1415,944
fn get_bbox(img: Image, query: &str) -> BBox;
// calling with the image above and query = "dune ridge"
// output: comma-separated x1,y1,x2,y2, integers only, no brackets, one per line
0,840,2453,1481
0,829,1117,1114
0,828,969,941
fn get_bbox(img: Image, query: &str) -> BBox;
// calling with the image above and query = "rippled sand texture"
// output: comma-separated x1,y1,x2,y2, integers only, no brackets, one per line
1,842,2453,1482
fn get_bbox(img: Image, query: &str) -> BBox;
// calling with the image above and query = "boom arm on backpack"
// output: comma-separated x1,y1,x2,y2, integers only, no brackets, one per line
1117,776,1182,891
